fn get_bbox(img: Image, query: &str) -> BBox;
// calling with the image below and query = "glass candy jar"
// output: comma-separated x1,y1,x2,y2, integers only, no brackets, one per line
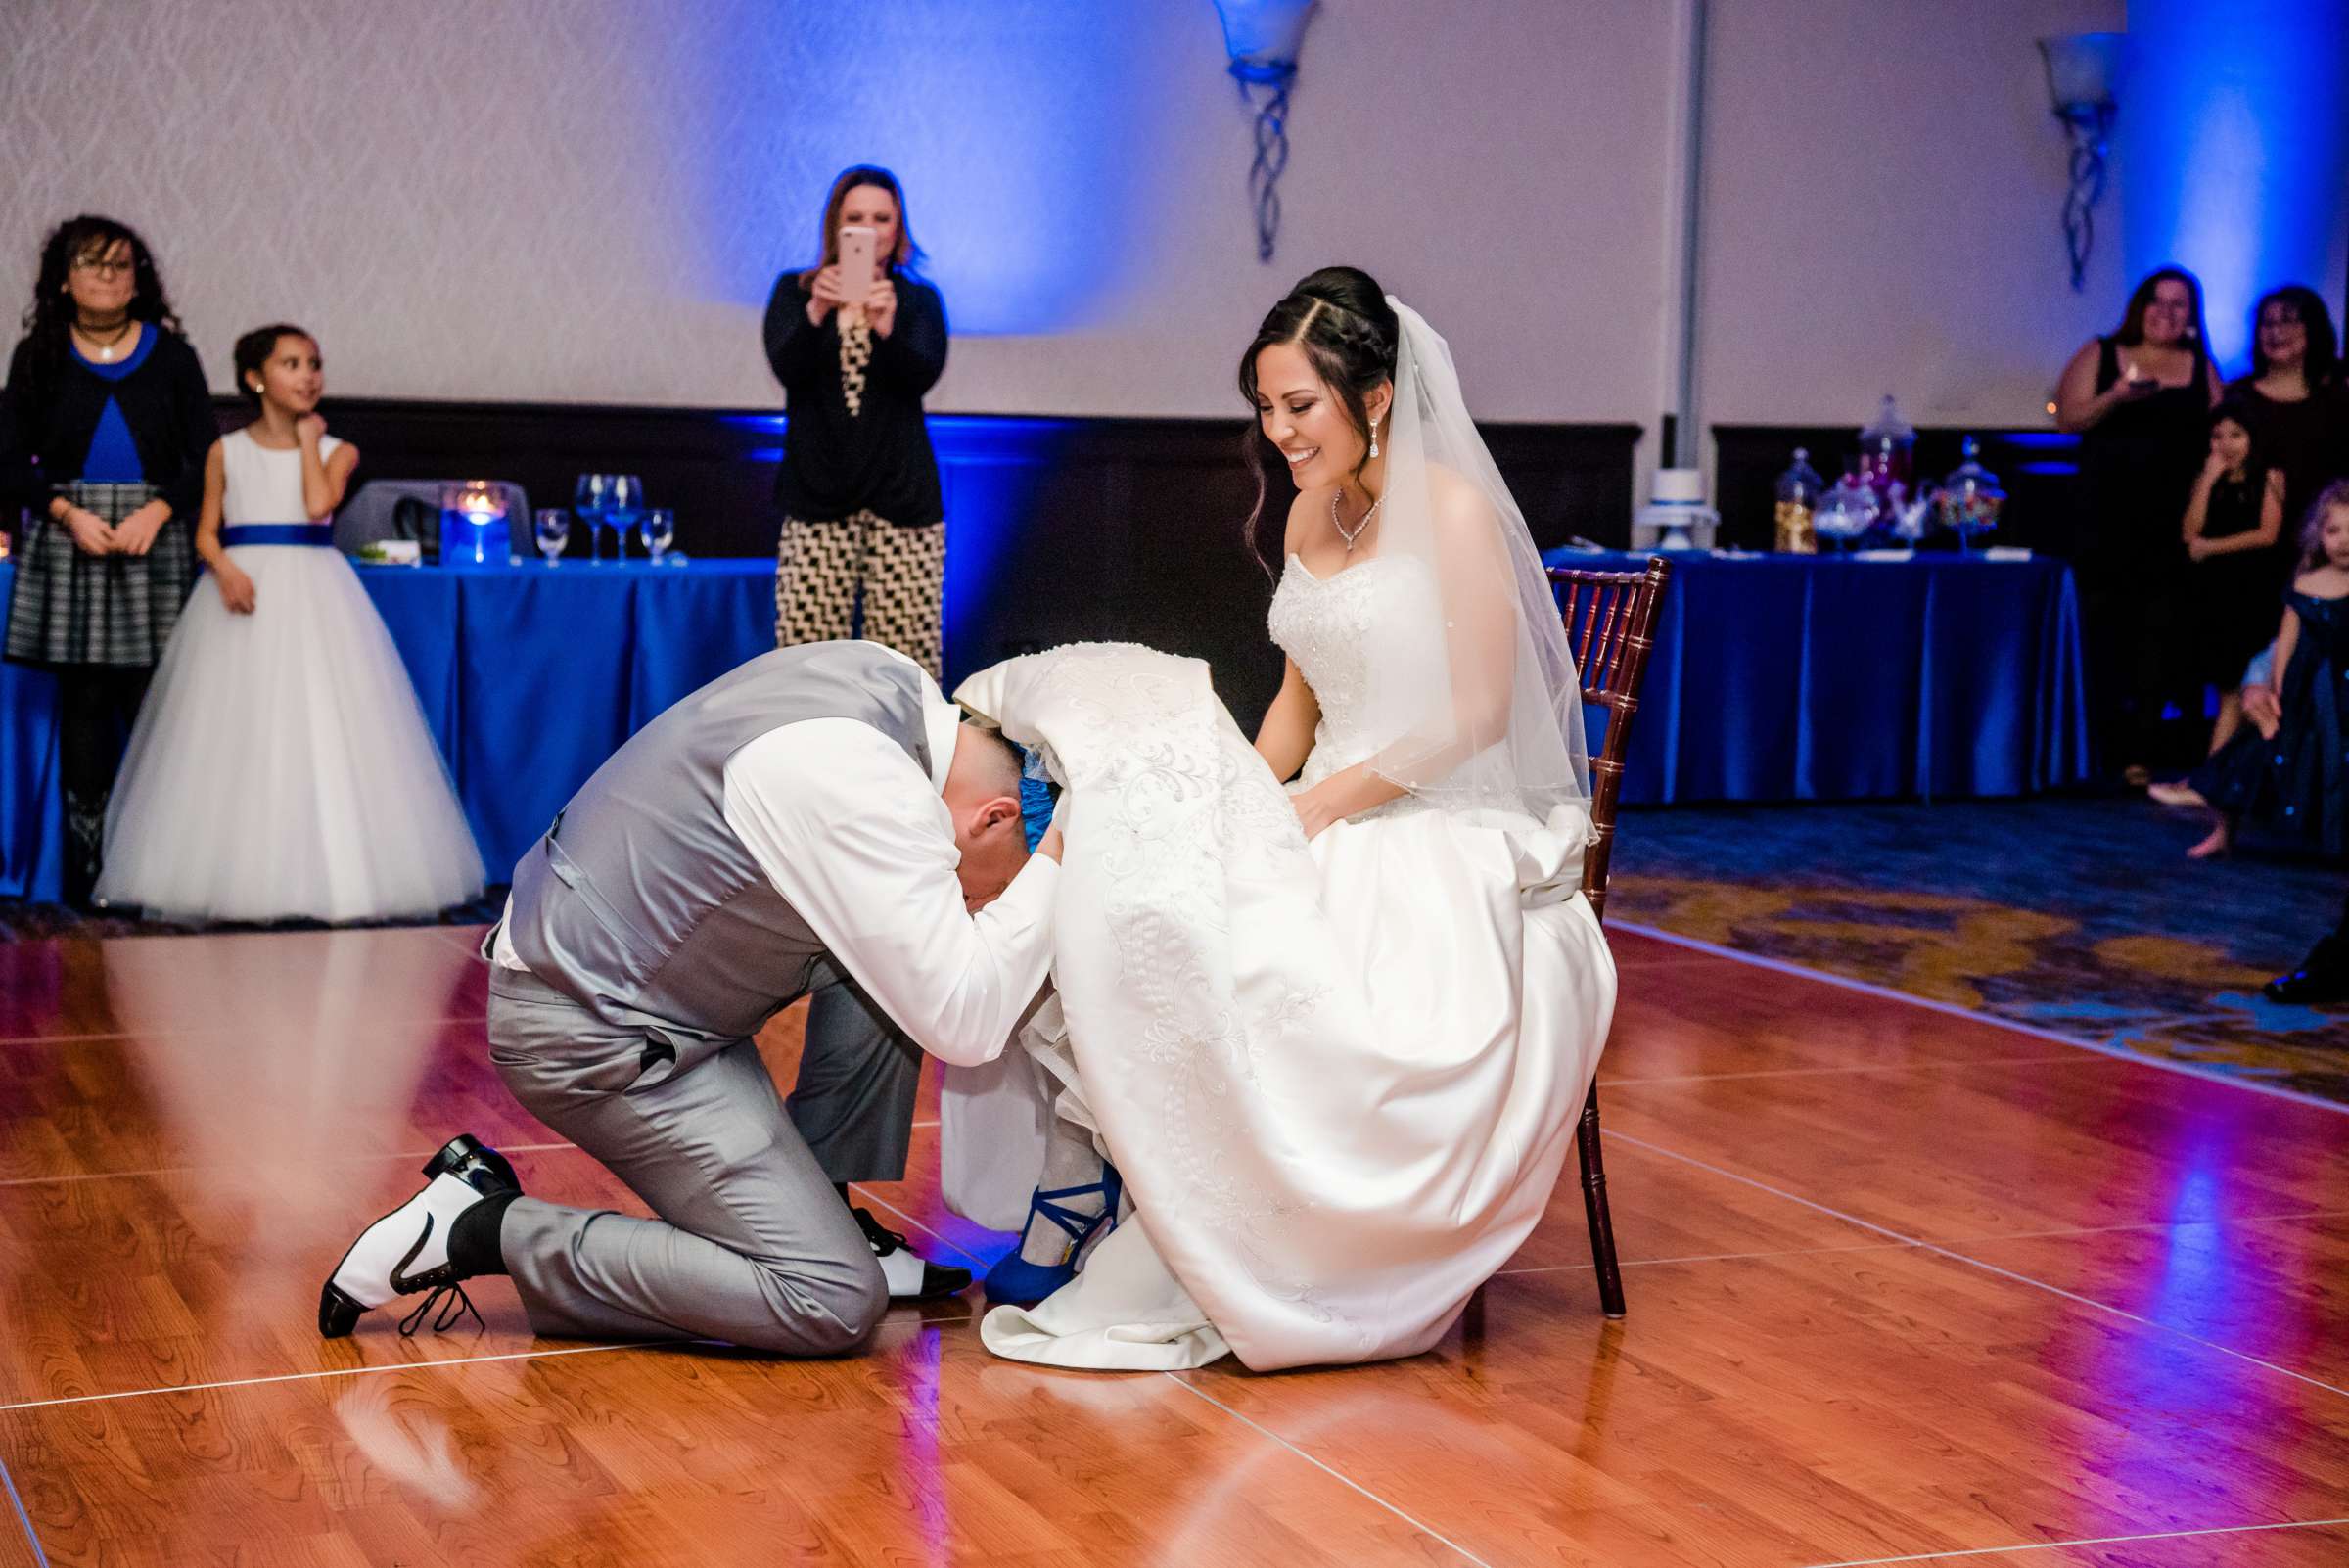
1813,462,1880,554
1773,447,1823,554
1856,393,1915,505
1933,436,2006,553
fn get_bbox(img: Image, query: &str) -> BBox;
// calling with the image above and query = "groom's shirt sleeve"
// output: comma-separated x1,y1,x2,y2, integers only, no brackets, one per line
720,719,1059,1067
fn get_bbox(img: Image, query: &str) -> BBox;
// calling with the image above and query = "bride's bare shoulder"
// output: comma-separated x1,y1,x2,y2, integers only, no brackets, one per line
1425,463,1497,532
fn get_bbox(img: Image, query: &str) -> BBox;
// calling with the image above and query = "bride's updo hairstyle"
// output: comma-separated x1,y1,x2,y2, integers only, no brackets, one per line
1238,265,1400,569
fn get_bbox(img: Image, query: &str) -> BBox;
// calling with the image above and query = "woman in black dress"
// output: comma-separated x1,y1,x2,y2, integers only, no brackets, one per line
761,165,950,678
2228,286,2347,544
2180,401,2286,753
0,216,215,907
2055,266,2223,781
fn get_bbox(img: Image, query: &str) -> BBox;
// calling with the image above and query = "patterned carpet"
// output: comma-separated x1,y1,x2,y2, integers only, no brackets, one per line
1608,797,2349,1108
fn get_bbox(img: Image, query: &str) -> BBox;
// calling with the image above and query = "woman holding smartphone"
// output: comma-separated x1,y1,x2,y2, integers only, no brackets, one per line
2054,265,2222,781
762,165,950,677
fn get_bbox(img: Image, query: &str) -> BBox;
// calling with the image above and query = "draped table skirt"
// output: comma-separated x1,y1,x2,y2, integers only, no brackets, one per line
1543,549,2092,805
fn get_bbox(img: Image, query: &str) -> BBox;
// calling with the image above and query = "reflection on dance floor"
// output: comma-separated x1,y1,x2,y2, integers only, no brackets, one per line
97,929,484,1238
0,925,2342,1566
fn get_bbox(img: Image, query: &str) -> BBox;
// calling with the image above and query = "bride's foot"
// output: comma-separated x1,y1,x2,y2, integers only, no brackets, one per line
2187,819,2232,859
2147,780,2207,807
984,1161,1123,1306
1017,1189,1102,1265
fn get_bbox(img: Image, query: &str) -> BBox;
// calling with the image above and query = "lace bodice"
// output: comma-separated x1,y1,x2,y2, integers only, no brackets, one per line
1267,553,1451,801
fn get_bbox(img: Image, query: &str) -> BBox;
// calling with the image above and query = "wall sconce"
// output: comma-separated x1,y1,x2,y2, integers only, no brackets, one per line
2038,32,2121,292
1213,0,1317,262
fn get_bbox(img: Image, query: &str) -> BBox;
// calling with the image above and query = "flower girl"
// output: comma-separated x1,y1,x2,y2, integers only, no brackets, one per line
96,324,484,921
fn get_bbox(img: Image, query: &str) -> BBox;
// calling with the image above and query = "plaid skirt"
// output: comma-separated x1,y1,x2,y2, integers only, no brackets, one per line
4,482,194,669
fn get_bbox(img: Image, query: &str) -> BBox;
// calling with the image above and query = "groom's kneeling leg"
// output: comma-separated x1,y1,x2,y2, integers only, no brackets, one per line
788,964,925,1186
487,989,888,1355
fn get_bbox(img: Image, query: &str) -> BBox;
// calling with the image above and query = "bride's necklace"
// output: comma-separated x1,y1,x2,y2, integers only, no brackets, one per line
74,316,134,361
1331,488,1384,553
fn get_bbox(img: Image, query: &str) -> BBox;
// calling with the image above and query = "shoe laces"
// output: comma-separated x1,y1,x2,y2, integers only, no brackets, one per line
853,1207,906,1256
398,1282,485,1338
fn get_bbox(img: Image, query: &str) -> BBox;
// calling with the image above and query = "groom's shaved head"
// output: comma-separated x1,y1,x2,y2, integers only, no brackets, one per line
943,723,1030,912
957,723,1024,800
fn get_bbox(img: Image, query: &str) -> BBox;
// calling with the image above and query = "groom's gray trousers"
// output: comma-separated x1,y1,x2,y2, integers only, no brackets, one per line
484,956,923,1355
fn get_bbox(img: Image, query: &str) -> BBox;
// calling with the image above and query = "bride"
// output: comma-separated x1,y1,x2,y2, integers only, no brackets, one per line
946,266,1617,1370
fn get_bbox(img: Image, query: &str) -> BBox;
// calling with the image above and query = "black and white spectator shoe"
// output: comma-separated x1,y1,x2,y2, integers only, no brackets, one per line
855,1207,972,1300
319,1134,521,1339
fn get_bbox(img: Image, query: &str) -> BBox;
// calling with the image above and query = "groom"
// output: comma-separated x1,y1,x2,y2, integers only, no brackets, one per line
319,639,1062,1355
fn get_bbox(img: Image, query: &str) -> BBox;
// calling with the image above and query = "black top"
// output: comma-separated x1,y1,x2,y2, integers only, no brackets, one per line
2192,466,2289,682
2079,336,2212,582
2200,469,2268,542
0,327,216,523
760,271,948,527
2225,377,2349,536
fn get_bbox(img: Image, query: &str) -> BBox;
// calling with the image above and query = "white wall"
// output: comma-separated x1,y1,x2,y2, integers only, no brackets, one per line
0,0,1681,426
4,0,2187,447
1692,0,2130,432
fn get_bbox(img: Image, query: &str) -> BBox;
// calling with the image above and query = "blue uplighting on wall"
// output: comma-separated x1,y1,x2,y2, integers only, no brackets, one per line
2118,0,2349,372
666,7,1176,337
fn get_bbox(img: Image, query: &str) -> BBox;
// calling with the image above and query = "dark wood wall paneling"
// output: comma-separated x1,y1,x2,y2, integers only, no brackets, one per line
237,396,1638,726
1711,425,2085,555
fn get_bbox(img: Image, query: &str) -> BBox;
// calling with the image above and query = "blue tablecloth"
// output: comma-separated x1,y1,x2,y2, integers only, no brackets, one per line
0,549,2094,902
0,558,778,901
1545,549,2091,805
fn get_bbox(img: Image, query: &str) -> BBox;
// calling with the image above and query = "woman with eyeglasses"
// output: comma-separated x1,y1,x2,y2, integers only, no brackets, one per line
1,215,217,908
761,165,950,678
2228,285,2347,556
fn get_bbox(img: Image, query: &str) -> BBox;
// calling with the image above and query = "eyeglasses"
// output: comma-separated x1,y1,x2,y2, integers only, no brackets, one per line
69,255,135,277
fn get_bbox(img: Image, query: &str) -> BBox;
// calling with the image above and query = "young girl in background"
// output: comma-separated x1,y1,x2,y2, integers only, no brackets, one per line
2153,482,2349,860
2180,401,2286,753
96,324,484,922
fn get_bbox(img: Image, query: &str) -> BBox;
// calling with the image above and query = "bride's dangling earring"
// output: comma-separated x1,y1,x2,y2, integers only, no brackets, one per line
1368,415,1380,460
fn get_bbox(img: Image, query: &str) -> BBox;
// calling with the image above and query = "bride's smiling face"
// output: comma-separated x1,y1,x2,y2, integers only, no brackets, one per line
1255,342,1385,492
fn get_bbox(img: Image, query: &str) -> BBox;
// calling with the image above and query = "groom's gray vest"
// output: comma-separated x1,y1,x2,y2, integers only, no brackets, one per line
506,641,935,1040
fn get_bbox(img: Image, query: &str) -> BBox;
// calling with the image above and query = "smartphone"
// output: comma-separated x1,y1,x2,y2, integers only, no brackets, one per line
834,225,877,325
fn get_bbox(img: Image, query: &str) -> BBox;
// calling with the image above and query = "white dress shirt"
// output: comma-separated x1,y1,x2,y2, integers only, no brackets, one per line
492,654,1055,1068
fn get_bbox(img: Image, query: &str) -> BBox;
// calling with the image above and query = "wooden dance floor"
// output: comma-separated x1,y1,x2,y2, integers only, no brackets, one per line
1,922,2344,1567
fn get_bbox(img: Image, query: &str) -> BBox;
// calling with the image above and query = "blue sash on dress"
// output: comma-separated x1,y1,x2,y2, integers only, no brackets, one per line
220,523,335,547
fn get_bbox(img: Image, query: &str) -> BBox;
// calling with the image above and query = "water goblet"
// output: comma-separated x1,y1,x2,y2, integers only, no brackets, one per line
574,473,612,563
640,507,675,565
605,475,644,563
534,508,571,566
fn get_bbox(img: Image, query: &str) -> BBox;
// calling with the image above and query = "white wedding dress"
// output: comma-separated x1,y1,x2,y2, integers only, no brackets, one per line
949,608,1615,1370
946,294,1617,1371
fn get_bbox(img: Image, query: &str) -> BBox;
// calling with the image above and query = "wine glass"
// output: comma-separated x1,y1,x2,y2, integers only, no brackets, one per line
574,474,612,563
533,508,571,566
639,507,674,565
605,475,644,563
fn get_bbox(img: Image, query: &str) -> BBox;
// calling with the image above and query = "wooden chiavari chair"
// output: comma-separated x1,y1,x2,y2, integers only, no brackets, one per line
1544,555,1674,1318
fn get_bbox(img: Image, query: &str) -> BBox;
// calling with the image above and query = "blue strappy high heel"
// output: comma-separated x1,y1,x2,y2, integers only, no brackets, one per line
983,1162,1124,1306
